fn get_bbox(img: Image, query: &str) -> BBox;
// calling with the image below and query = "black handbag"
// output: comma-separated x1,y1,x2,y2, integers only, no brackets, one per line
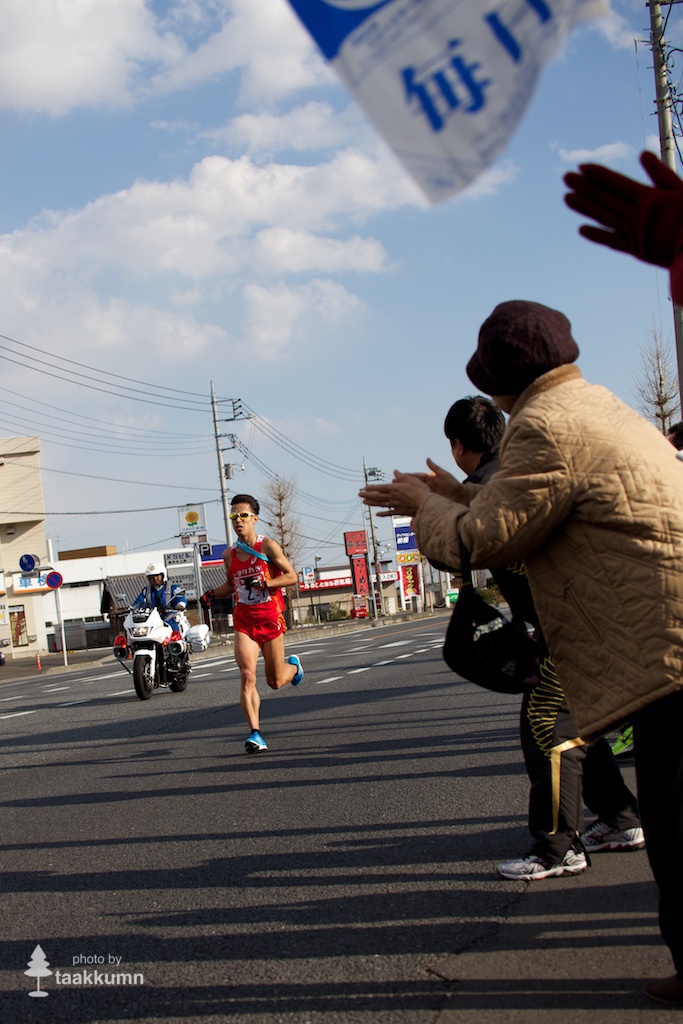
442,544,540,694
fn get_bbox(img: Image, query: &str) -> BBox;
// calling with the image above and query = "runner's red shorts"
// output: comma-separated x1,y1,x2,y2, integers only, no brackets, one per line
233,602,285,648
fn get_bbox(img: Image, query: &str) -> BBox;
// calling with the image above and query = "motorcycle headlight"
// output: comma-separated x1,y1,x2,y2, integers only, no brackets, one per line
131,626,150,637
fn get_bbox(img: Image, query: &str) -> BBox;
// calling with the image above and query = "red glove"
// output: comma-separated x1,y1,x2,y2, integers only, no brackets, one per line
200,589,214,610
564,151,683,269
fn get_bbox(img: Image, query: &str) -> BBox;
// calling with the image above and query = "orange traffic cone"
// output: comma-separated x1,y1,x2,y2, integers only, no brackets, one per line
36,652,42,671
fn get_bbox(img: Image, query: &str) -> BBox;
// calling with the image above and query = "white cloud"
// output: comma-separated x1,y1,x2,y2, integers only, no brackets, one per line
0,144,401,368
251,228,388,275
1,150,410,288
242,279,364,359
592,7,641,51
556,141,634,164
0,0,180,115
0,0,325,116
148,0,328,104
644,132,661,155
460,160,520,199
206,101,362,154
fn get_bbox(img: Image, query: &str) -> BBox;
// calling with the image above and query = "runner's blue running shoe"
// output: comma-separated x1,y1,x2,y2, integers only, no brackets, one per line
287,655,304,686
245,730,268,753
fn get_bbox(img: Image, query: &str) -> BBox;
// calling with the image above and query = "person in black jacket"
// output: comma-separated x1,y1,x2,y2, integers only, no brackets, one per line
439,396,643,879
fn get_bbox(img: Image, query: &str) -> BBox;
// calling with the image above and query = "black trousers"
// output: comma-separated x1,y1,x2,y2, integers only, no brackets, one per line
583,735,640,830
521,655,640,864
521,655,586,863
632,689,683,976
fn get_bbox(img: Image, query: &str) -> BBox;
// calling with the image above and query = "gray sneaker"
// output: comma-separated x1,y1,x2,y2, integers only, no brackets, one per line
581,820,645,852
497,847,588,880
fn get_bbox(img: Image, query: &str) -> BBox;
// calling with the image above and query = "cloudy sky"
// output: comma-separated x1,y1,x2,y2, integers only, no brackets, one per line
0,0,680,569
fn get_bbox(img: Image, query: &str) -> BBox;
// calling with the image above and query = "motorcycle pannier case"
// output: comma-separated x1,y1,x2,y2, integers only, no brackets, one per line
186,624,211,653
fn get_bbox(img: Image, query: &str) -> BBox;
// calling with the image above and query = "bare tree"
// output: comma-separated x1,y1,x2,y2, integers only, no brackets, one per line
261,474,303,567
261,474,303,629
634,325,680,433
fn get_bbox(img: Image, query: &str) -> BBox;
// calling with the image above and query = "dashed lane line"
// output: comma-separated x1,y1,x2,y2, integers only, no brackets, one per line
1,638,438,715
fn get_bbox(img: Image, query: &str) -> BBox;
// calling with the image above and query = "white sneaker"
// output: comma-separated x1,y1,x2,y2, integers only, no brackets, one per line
497,848,588,880
581,820,645,852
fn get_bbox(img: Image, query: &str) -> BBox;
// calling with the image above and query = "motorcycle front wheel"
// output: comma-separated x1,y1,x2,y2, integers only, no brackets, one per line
169,655,189,693
133,656,154,700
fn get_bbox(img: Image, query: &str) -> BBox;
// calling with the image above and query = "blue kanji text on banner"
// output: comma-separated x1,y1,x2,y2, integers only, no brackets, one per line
286,0,609,203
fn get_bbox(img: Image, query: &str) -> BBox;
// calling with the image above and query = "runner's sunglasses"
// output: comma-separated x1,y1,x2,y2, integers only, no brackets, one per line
230,512,256,521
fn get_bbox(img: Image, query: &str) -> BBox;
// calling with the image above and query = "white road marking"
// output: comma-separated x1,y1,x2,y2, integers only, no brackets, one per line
57,700,91,707
0,695,25,702
377,641,413,648
315,676,343,685
1,710,37,719
372,660,393,666
77,672,123,682
347,667,371,674
43,686,70,692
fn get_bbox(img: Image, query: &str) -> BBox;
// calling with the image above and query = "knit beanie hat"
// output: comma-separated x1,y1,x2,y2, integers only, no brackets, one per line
466,300,579,396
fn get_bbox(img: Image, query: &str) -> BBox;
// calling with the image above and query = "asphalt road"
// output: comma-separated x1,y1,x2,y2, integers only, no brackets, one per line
0,616,677,1023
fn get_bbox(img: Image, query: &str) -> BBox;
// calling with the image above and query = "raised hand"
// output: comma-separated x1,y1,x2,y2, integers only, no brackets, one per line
359,470,431,518
564,151,683,269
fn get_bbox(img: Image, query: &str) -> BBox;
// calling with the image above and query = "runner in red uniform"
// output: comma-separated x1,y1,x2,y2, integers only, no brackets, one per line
205,494,303,753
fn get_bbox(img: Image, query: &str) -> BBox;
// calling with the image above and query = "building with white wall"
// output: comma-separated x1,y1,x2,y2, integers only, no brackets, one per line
0,436,49,658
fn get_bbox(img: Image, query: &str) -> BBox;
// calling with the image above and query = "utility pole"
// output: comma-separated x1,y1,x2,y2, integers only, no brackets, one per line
210,384,249,548
363,460,385,618
648,0,683,410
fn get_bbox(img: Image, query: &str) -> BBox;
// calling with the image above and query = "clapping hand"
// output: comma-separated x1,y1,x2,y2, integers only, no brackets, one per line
359,470,431,518
421,459,470,502
564,151,683,269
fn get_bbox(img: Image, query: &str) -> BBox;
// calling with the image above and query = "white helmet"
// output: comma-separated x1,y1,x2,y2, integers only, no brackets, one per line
146,562,165,581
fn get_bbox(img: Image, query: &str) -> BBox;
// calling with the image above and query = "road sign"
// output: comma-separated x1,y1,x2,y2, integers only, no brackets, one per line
19,554,37,572
165,552,193,566
46,572,63,590
178,503,206,536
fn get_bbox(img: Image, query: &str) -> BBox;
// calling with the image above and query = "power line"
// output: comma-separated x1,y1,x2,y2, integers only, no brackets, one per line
242,403,361,481
0,385,210,441
0,410,216,456
0,499,222,516
11,460,220,492
0,331,215,408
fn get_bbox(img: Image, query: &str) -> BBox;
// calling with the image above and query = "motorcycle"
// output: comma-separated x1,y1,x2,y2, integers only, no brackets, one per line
112,597,211,701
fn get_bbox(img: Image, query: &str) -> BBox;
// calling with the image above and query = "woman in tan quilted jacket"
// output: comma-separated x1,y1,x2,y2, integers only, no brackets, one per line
360,299,683,1007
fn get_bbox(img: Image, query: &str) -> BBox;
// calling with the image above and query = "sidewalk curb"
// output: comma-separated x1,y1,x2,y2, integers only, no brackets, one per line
0,610,450,682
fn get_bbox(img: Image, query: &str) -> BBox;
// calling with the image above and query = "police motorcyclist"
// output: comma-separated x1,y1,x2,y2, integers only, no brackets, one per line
132,563,187,633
